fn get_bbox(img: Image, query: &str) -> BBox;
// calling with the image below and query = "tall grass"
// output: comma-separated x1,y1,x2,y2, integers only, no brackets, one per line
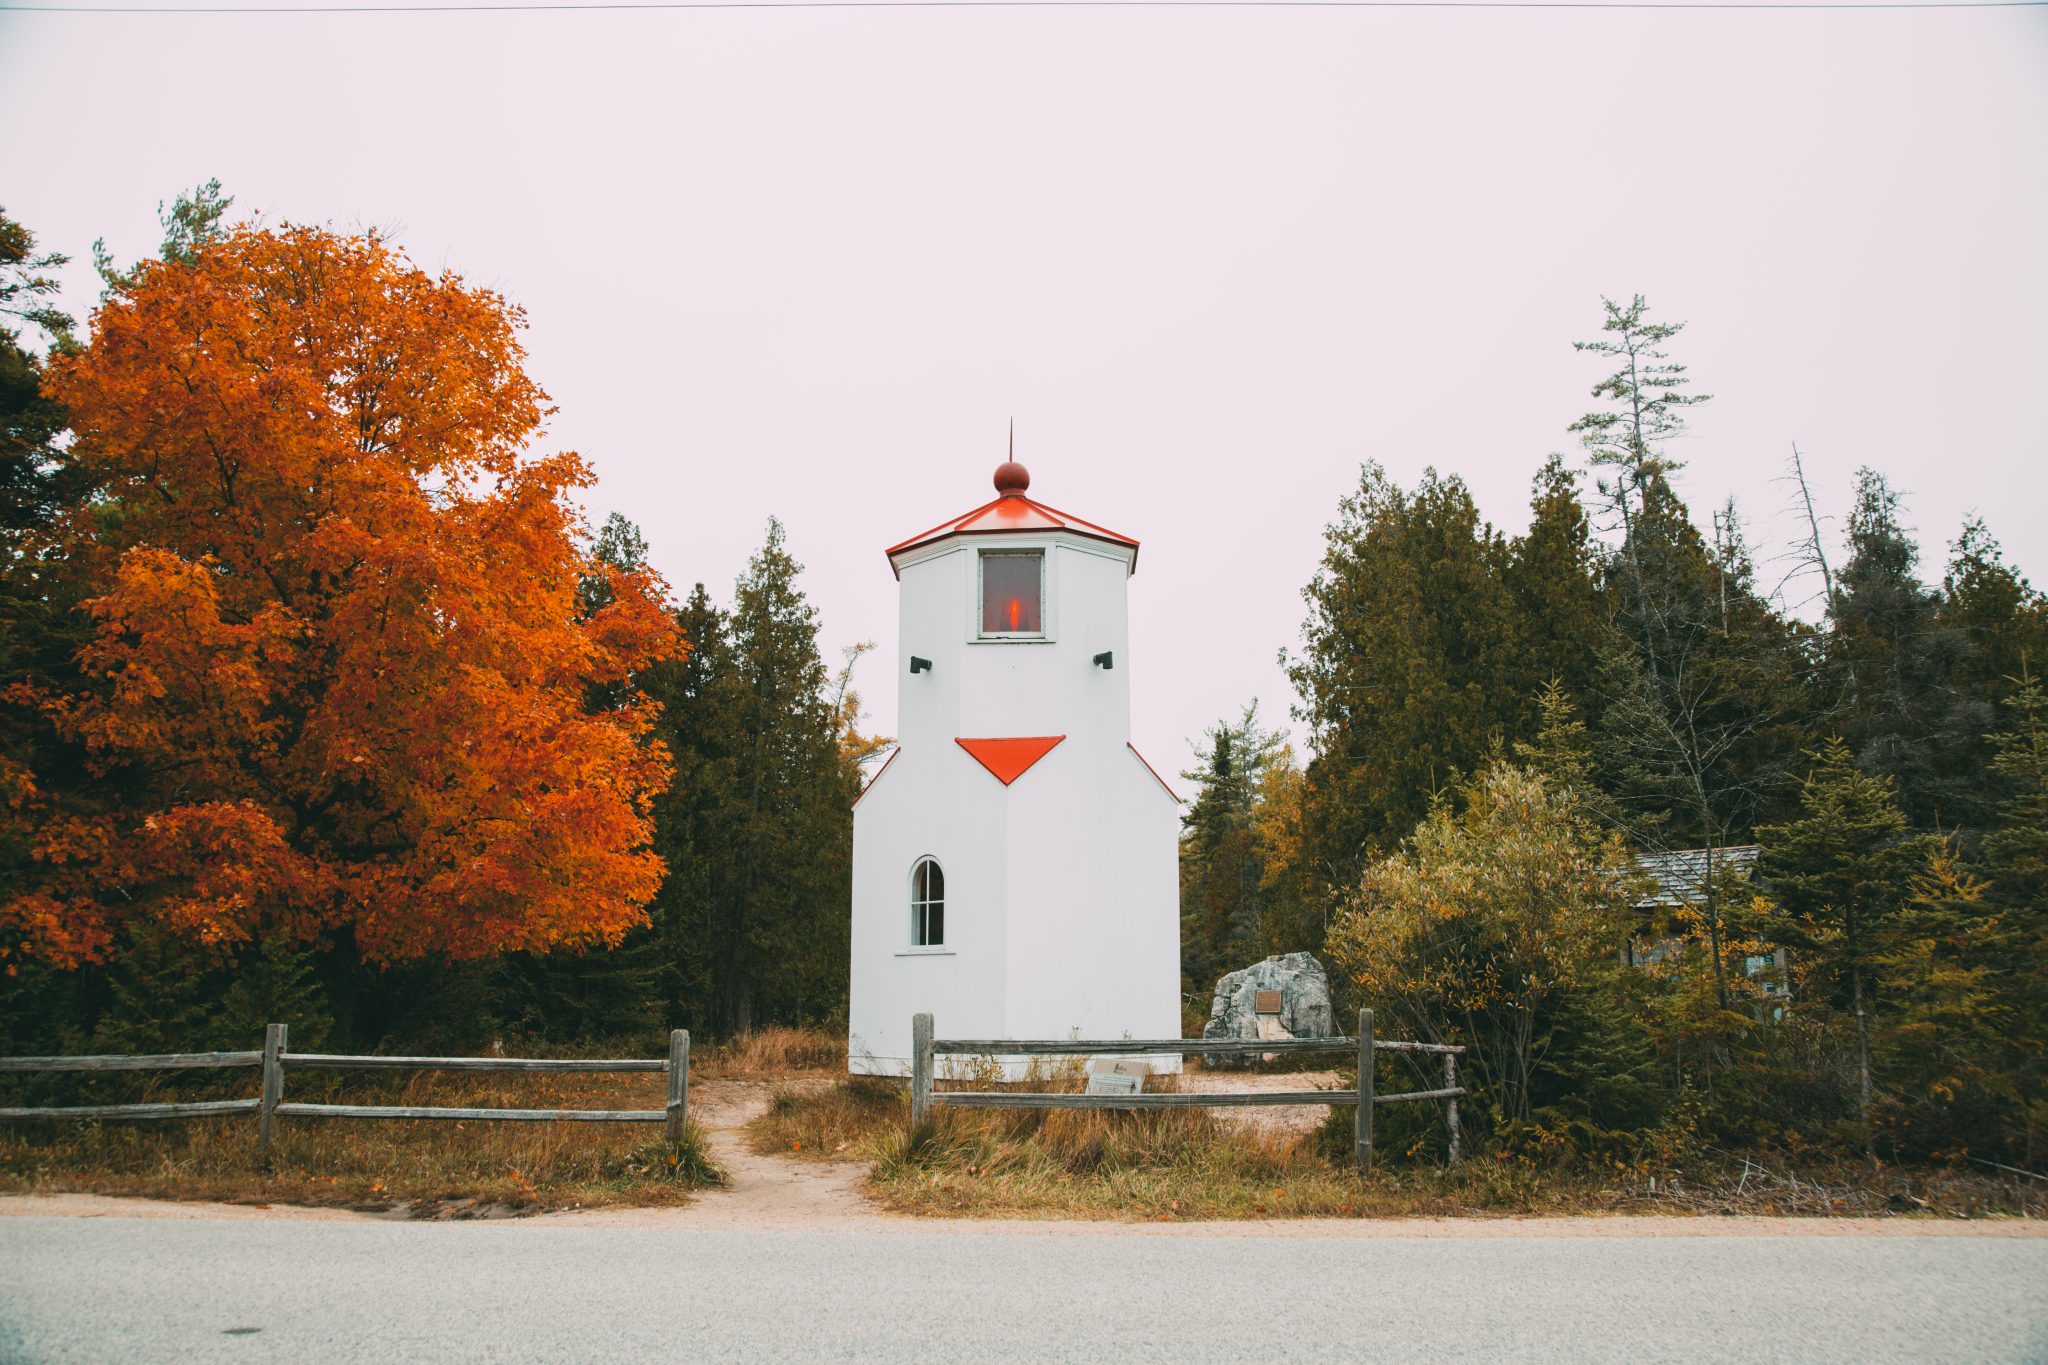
0,1069,724,1214
703,1027,847,1077
748,1075,906,1159
750,1077,2047,1221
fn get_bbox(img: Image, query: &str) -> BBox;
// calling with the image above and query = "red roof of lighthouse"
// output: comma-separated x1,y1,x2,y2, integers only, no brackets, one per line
885,460,1140,575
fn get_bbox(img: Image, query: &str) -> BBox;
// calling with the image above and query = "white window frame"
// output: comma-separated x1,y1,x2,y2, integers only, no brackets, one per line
909,855,946,949
975,548,1048,642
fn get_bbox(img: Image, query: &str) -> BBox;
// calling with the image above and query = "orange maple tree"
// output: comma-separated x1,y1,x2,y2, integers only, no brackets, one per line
3,224,680,967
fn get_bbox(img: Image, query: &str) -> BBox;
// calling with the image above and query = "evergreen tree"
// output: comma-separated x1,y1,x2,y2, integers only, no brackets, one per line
1757,739,1921,1151
1568,293,1710,676
1875,842,2021,1159
1942,520,2048,703
643,583,744,1032
1503,457,1607,719
1249,744,1319,958
1592,491,1813,1001
1289,465,1521,882
646,523,854,1036
91,179,233,294
1829,469,1967,826
1931,519,2048,832
1178,704,1281,992
1978,675,2048,1161
1561,298,1814,1005
1514,679,1601,804
725,521,856,1031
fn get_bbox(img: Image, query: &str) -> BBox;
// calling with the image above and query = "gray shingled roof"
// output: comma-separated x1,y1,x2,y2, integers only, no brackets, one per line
1632,846,1761,907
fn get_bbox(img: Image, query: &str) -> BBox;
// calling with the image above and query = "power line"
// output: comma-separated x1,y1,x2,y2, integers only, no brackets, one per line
4,0,2042,11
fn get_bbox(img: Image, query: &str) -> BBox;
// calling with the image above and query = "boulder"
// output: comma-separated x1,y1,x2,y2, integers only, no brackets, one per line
1201,952,1335,1067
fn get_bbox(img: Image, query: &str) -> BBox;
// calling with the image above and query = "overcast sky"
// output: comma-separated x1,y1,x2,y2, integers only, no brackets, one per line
5,1,2045,781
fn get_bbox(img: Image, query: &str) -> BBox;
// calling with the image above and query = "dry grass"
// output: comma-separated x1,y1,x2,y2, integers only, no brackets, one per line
872,1110,2046,1221
701,1027,848,1078
747,1078,2047,1222
0,1028,848,1215
0,1069,723,1216
747,1075,906,1160
874,1105,1358,1220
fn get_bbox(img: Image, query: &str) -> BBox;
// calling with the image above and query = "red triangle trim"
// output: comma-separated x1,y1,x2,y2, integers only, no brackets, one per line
955,736,1066,786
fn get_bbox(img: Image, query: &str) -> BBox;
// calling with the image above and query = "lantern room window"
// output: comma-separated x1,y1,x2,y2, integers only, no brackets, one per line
980,551,1044,637
911,856,945,947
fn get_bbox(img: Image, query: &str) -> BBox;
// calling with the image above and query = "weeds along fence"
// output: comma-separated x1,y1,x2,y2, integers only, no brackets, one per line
910,1009,1465,1171
0,1025,693,1158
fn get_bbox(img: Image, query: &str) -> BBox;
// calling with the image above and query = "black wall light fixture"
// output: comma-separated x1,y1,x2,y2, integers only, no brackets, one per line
909,656,933,674
1093,651,1114,670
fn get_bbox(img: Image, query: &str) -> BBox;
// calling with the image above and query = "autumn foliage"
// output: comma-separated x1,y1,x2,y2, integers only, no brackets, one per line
4,225,679,967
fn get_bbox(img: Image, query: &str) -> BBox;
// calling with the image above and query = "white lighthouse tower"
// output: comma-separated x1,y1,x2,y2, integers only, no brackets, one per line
847,457,1183,1075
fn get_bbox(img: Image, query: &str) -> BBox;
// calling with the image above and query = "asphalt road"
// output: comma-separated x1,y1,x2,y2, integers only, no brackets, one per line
2,1216,2045,1364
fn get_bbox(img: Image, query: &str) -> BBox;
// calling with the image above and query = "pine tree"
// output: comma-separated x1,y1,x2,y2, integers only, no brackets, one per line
1829,469,1967,827
91,179,233,294
1568,293,1711,676
1593,491,1813,1002
1932,519,2048,833
1875,841,2019,1159
1178,704,1281,991
725,520,856,1031
1757,739,1920,1152
643,583,744,1033
1978,674,2048,1161
645,523,855,1037
1514,679,1600,804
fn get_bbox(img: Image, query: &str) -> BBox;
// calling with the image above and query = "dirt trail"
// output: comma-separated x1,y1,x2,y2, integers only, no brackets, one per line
662,1078,878,1230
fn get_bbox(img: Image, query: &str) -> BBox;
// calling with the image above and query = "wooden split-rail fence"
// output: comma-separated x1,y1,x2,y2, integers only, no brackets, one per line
0,1024,693,1158
910,1008,1466,1170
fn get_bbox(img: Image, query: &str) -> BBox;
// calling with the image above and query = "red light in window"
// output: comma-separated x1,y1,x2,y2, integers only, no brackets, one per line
1008,598,1021,631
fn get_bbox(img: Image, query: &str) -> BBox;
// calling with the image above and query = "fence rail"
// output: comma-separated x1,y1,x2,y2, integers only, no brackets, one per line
0,1051,262,1074
0,1025,692,1158
911,1009,1464,1170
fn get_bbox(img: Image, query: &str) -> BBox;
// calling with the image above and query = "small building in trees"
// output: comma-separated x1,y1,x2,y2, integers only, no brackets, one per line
1627,845,1787,1000
847,459,1183,1074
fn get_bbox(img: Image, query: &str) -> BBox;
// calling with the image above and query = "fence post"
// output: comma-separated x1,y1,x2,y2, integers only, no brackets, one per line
910,1013,933,1126
1444,1051,1461,1166
258,1022,287,1164
666,1029,690,1146
1354,1008,1374,1174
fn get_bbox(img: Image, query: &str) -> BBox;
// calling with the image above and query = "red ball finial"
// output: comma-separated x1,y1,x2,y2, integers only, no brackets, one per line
994,460,1030,498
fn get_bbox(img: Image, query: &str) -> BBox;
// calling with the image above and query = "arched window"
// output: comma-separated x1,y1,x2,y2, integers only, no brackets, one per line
911,856,945,947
